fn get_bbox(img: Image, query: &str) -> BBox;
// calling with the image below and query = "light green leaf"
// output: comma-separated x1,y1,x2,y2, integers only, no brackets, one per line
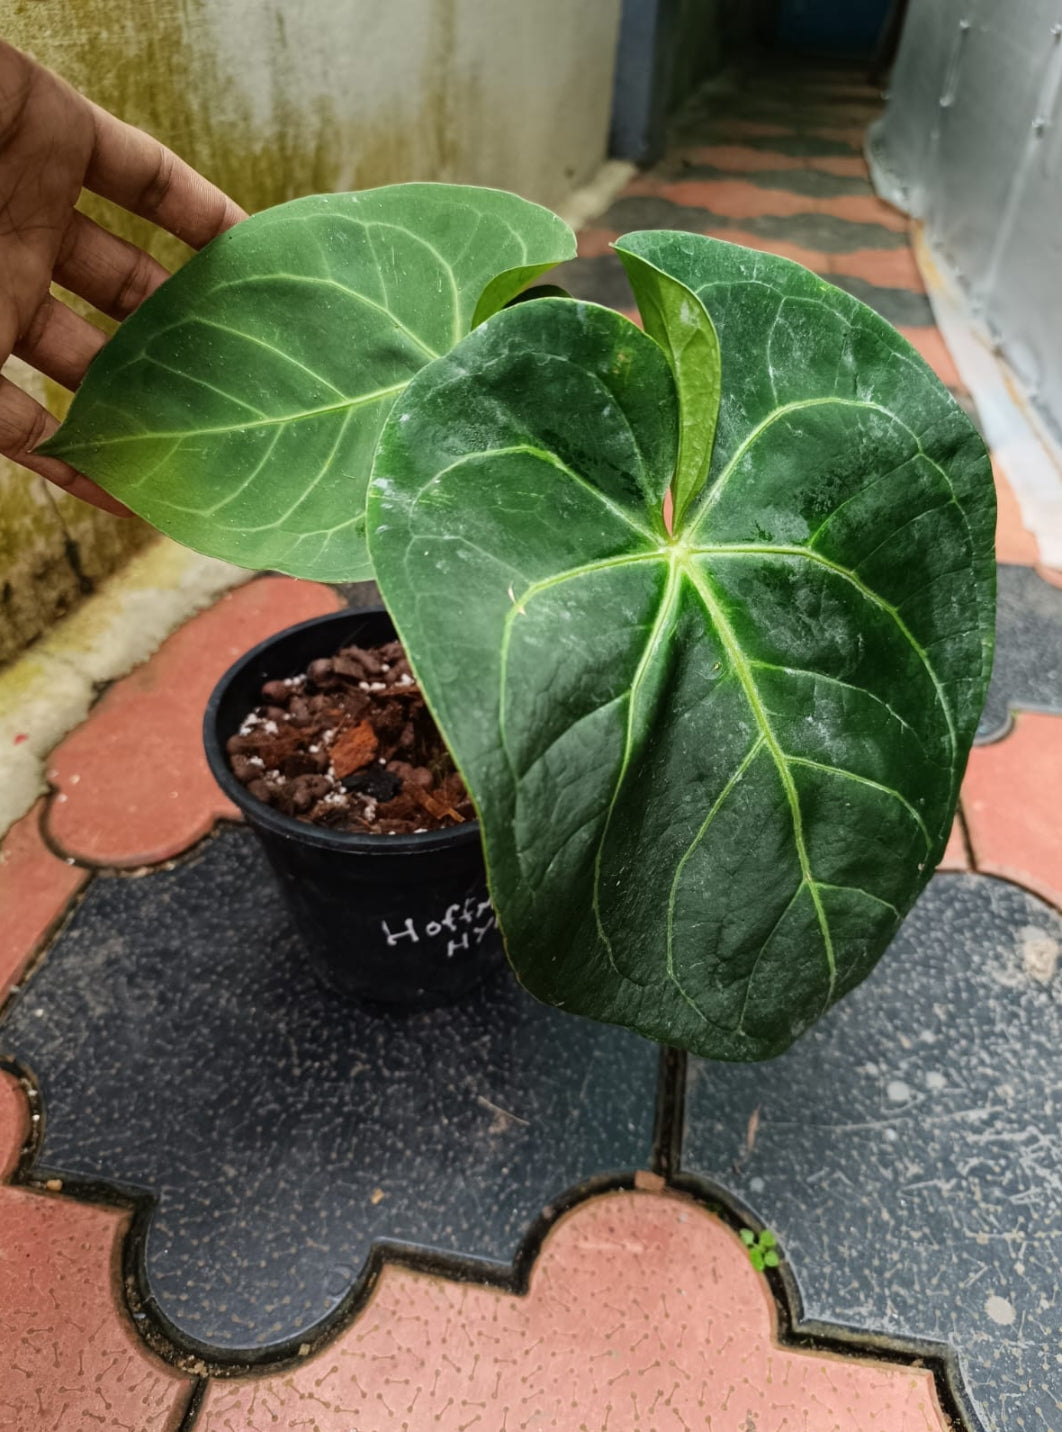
41,184,575,581
615,240,720,527
471,269,569,329
369,236,995,1062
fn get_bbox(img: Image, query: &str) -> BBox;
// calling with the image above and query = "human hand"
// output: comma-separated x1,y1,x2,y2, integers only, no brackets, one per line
0,41,246,514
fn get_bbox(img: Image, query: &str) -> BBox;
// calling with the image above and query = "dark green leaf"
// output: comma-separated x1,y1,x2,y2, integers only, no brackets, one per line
619,230,996,704
41,184,575,581
369,232,994,1061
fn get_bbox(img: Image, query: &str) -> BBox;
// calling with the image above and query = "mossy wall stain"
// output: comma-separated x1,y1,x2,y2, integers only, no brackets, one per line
1,0,621,663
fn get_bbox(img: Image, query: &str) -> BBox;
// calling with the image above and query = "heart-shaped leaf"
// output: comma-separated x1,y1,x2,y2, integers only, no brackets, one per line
368,237,995,1061
40,184,575,581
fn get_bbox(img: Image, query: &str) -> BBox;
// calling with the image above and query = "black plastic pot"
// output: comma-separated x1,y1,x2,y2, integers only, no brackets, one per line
203,607,504,1008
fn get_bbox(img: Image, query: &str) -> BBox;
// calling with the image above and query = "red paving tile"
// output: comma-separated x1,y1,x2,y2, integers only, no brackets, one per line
0,800,87,1000
705,118,792,139
993,459,1041,566
826,245,925,289
578,221,822,267
0,1067,27,1180
963,711,1062,910
576,226,622,258
577,227,924,296
198,1191,949,1432
939,816,971,872
676,144,869,178
46,577,341,868
0,1070,194,1431
705,118,865,145
898,326,964,390
626,177,909,231
816,153,874,178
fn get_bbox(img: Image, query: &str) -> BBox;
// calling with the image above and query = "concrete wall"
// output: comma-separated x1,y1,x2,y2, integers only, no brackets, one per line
868,0,1062,444
2,0,623,663
0,367,151,666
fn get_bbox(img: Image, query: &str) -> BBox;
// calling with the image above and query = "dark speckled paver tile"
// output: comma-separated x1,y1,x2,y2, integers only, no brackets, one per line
555,255,932,330
553,253,634,312
978,563,1062,741
672,128,863,159
717,101,882,128
0,826,658,1357
683,872,1062,1432
660,162,874,197
826,272,934,326
597,193,910,251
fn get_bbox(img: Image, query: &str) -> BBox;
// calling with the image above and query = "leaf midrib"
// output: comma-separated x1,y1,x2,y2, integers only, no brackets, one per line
680,560,838,1006
53,382,409,450
590,560,683,982
503,538,955,765
689,397,976,624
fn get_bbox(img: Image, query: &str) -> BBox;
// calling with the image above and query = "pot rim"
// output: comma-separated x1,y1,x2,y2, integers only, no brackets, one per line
203,605,483,856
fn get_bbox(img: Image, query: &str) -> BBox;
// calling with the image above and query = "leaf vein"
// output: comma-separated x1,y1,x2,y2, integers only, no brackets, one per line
698,543,958,765
58,383,408,448
786,756,932,852
666,735,766,1021
682,563,837,1004
746,660,942,768
591,561,682,984
736,880,807,1036
188,316,347,398
206,271,441,361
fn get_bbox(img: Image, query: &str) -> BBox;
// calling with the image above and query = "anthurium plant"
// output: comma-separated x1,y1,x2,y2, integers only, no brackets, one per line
43,183,995,1060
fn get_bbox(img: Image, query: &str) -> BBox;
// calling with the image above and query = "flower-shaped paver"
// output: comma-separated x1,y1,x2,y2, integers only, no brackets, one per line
0,798,87,1000
199,1189,950,1432
0,1069,194,1431
0,825,659,1355
683,871,1062,1432
45,575,341,867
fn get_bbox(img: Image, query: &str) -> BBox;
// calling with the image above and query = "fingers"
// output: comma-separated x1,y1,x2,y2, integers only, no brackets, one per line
0,43,243,522
54,209,172,322
13,293,107,390
84,99,247,250
0,374,131,515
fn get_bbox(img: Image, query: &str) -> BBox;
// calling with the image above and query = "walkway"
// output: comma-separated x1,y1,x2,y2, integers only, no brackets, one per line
2,60,1061,1432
